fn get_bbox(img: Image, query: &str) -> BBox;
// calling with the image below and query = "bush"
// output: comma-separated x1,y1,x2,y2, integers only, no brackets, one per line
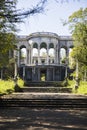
0,78,24,95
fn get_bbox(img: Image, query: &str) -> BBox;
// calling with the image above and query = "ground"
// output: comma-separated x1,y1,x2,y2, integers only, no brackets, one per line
0,108,87,130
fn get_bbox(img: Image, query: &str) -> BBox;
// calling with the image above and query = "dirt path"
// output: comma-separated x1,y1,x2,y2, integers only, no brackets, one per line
0,108,87,130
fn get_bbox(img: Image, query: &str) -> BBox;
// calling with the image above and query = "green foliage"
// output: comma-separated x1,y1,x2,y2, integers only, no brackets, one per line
66,8,87,80
0,0,17,68
0,0,47,77
0,80,14,95
0,0,17,32
77,81,87,95
68,8,87,55
70,46,87,80
67,80,87,95
0,33,16,67
61,57,66,64
0,78,24,95
17,78,24,88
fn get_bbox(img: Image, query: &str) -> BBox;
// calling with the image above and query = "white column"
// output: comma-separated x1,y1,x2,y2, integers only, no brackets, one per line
17,47,20,67
29,45,33,65
56,44,58,64
58,48,60,64
26,49,29,64
31,46,33,65
66,47,69,57
47,45,49,65
55,46,57,64
29,48,31,65
38,45,40,64
54,45,56,64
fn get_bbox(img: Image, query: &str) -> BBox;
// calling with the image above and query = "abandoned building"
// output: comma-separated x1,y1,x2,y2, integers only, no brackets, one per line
13,32,73,82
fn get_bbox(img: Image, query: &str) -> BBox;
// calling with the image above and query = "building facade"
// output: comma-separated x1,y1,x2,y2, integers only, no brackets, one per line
14,32,73,82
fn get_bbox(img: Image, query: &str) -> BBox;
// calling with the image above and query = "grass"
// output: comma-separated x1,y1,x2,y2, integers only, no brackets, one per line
0,78,87,95
77,81,87,95
67,79,87,95
0,78,24,95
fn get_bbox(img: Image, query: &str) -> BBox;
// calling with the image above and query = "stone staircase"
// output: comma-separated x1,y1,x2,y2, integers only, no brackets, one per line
23,87,72,93
0,81,87,109
0,98,87,108
23,81,72,93
0,93,87,108
24,81,62,87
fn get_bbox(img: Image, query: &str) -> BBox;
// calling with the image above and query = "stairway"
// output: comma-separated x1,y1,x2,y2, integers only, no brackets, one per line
24,81,63,87
23,81,72,93
0,93,87,108
0,81,87,109
23,87,72,93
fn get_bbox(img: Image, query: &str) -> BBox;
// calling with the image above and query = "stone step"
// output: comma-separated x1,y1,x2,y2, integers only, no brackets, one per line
24,81,63,87
22,87,72,93
0,98,87,108
1,93,87,108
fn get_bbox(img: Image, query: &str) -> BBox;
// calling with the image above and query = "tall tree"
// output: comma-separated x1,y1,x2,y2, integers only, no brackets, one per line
0,0,47,79
0,0,47,65
67,8,87,80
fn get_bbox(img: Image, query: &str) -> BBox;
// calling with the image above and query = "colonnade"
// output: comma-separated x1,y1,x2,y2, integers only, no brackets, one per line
9,32,73,67
17,47,70,67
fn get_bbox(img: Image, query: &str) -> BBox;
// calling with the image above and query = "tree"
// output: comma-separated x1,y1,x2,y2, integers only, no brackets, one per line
0,0,47,24
0,0,82,79
67,8,87,80
0,0,47,79
68,8,87,46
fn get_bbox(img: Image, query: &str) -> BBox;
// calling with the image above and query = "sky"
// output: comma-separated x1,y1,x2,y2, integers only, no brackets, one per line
16,0,87,36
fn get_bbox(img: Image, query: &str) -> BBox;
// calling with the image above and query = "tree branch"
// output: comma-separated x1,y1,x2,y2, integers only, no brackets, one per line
0,0,47,23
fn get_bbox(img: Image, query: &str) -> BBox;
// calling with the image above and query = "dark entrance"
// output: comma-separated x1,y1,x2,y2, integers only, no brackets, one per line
40,69,47,81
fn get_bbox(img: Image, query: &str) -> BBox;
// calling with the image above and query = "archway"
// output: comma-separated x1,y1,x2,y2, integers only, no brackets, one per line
60,48,66,64
49,43,54,64
40,42,47,64
20,45,27,64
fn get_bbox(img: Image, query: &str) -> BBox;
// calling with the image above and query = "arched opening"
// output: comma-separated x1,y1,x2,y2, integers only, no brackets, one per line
49,43,54,49
32,48,38,57
40,42,47,64
49,48,54,57
32,48,38,64
60,48,66,64
33,43,38,49
40,42,47,49
20,45,27,64
49,43,54,64
32,43,38,64
40,48,47,57
49,43,54,56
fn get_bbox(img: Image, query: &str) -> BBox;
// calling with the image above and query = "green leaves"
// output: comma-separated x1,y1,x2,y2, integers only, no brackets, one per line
67,8,87,79
68,8,87,45
0,0,17,32
68,8,87,23
0,33,16,67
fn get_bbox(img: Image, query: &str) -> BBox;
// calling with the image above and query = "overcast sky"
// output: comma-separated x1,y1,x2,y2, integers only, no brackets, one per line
16,0,87,36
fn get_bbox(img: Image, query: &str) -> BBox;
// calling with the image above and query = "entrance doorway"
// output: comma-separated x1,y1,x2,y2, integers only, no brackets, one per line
40,69,47,81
